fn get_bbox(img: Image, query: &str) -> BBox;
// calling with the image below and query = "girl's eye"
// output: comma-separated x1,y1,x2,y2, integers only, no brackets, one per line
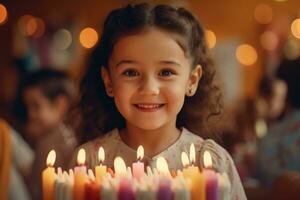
159,69,175,77
122,69,139,77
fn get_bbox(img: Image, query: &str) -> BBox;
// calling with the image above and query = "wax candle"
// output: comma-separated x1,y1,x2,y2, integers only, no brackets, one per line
118,178,135,200
84,180,101,200
182,148,205,200
203,151,218,200
42,150,56,200
218,173,231,200
132,145,145,180
156,177,173,200
101,177,117,200
172,175,190,200
135,178,155,200
95,146,107,181
74,148,88,200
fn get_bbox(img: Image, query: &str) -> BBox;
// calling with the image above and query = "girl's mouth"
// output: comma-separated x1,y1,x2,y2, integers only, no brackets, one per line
134,103,165,112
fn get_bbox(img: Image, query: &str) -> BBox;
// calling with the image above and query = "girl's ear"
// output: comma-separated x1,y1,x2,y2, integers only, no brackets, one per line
186,65,202,96
101,66,114,97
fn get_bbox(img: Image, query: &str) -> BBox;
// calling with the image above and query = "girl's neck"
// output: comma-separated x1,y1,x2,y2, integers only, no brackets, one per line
119,121,181,158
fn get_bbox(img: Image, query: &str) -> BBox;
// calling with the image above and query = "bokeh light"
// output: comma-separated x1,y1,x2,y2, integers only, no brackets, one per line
79,27,98,49
205,30,217,49
291,18,300,39
18,15,45,38
254,4,273,24
53,29,72,50
260,31,279,51
283,39,300,60
236,44,258,66
0,4,8,25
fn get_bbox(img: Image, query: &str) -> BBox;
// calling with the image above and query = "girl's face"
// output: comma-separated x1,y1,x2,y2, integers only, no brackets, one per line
102,28,201,131
23,86,63,138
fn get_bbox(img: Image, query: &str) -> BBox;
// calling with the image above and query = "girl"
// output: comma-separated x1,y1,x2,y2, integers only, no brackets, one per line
75,3,246,199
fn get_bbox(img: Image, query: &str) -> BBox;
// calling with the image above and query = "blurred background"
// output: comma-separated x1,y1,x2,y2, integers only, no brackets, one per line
1,0,300,199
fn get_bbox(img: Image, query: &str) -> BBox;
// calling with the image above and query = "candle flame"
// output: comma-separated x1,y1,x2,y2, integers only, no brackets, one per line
114,156,127,175
77,148,86,165
137,145,144,160
46,149,56,166
98,146,105,163
203,150,213,168
189,143,196,164
156,157,170,175
181,152,190,167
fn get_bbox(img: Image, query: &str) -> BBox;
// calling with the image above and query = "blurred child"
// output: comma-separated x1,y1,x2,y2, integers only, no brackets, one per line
73,3,246,199
258,58,300,186
14,69,78,200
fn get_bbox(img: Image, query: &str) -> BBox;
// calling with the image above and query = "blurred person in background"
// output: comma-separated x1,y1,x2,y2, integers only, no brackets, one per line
258,58,300,187
13,69,78,200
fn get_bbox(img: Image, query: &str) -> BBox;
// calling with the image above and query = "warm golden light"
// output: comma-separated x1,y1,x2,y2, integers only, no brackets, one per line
260,31,278,51
114,156,127,175
181,152,190,168
26,17,38,36
291,19,300,39
77,148,86,165
137,145,144,160
205,30,217,49
98,147,105,163
46,150,56,166
254,4,273,24
79,27,98,49
53,29,72,50
156,157,170,175
0,4,8,25
33,17,45,38
203,151,212,168
236,44,258,66
189,143,196,164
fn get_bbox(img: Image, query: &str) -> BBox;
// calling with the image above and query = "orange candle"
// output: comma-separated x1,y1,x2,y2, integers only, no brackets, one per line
74,148,88,200
95,147,107,181
42,150,56,200
181,144,205,200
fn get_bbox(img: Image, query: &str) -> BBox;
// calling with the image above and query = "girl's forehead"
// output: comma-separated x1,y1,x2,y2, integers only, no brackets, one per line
108,28,190,67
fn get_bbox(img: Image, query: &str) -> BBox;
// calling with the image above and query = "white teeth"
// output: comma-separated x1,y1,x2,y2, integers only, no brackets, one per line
136,104,162,109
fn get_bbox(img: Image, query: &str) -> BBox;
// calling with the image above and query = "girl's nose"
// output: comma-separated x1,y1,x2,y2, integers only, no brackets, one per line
139,76,160,95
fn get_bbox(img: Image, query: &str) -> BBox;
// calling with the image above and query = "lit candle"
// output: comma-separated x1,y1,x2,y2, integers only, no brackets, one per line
181,144,205,200
132,145,145,180
203,151,218,200
74,148,88,200
114,156,127,177
156,157,170,177
218,173,231,200
42,149,56,200
95,146,107,181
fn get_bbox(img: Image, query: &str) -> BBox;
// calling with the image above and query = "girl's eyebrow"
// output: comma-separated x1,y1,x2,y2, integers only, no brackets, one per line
114,60,182,68
115,60,139,68
158,60,182,67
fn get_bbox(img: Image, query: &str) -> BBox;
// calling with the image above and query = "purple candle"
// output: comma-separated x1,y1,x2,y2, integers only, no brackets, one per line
203,151,218,200
118,178,135,200
156,178,173,200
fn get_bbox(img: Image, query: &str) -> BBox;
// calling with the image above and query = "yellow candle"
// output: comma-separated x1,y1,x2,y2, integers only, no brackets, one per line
95,147,107,181
74,148,88,200
42,150,56,200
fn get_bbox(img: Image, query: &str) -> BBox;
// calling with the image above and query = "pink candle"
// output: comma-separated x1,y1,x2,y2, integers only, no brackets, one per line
132,145,145,180
203,151,218,200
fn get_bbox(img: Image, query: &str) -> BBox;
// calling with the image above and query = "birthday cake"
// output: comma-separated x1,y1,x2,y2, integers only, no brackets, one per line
42,145,231,200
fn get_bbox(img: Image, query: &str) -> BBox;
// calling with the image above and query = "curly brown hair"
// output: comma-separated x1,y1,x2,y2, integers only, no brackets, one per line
77,3,223,143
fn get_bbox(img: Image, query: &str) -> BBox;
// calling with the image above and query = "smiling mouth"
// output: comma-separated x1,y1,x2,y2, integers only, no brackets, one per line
134,103,165,112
